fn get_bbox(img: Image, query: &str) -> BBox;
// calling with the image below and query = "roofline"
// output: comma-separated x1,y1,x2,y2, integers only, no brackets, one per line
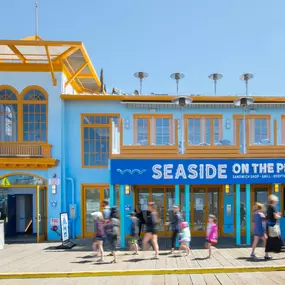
0,39,83,46
60,94,285,103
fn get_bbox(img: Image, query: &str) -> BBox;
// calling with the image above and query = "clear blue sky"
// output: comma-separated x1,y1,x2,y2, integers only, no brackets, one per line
1,0,285,95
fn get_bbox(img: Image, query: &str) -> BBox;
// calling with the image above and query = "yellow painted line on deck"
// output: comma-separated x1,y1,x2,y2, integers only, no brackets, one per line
0,266,284,280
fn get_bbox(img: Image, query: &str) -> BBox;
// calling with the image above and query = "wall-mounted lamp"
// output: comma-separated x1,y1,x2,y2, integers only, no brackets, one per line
225,119,231,130
274,183,279,193
52,184,57,194
225,184,230,193
125,185,131,195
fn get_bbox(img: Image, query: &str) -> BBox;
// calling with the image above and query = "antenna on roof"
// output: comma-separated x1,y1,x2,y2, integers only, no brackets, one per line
208,73,223,95
134,72,148,95
240,73,254,95
170,72,185,95
35,1,39,39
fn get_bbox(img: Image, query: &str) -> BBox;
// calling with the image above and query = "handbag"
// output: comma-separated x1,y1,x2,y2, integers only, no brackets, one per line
268,224,280,238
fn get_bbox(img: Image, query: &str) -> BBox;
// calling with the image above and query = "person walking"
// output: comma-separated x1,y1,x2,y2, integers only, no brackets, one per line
102,200,111,220
179,221,191,256
135,204,145,238
205,214,218,258
170,205,183,254
250,203,267,258
105,206,119,263
129,212,139,255
142,202,159,259
91,211,105,262
265,195,283,260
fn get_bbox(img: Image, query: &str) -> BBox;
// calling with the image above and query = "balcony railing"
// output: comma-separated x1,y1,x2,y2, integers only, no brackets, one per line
0,142,51,158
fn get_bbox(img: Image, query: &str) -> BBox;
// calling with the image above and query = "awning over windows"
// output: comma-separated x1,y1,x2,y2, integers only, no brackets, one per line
0,35,101,94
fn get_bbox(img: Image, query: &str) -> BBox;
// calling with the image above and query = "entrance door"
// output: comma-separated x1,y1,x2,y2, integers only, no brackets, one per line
7,195,16,237
191,186,221,236
253,186,270,209
135,186,175,236
36,186,47,242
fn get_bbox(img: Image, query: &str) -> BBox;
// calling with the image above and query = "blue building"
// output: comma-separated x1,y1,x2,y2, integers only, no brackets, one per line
0,36,284,246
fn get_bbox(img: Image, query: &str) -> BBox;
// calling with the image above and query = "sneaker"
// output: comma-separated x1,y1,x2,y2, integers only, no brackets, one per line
250,253,256,258
264,256,272,260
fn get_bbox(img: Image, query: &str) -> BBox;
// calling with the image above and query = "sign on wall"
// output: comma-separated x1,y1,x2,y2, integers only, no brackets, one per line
60,212,69,243
110,159,285,185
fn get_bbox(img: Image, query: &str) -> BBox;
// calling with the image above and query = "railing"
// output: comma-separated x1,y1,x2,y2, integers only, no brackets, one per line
0,142,51,158
110,117,285,158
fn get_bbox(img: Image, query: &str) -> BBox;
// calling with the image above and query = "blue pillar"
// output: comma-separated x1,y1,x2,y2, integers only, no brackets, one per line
110,184,115,207
175,185,180,205
236,184,241,245
246,184,251,245
119,185,125,248
185,184,190,225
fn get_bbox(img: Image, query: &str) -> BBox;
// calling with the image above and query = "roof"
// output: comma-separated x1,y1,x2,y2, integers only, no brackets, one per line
0,35,101,94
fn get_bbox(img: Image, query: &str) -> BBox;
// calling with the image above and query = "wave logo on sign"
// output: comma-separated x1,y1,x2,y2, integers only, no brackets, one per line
117,169,146,175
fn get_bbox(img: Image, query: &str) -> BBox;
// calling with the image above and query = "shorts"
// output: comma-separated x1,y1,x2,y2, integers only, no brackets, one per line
94,237,104,242
180,241,190,247
205,239,217,245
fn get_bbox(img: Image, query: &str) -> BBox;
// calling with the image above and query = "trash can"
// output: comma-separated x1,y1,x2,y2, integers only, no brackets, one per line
0,220,4,250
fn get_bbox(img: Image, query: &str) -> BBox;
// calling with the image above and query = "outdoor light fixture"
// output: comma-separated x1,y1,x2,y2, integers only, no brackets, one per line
52,184,57,194
225,184,230,193
125,185,131,195
274,184,279,193
234,97,254,154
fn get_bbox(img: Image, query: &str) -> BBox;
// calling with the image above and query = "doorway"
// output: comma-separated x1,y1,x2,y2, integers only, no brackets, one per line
191,186,221,236
135,186,175,236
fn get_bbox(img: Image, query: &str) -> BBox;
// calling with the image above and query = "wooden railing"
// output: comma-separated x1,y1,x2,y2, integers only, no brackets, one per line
0,142,51,158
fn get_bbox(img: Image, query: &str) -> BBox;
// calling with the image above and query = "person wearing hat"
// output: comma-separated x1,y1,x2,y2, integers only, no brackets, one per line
91,211,105,262
129,212,139,255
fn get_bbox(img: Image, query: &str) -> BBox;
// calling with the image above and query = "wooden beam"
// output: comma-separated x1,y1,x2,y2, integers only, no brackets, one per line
0,62,62,72
45,46,57,86
65,62,88,87
53,47,79,63
7,45,27,63
77,74,94,79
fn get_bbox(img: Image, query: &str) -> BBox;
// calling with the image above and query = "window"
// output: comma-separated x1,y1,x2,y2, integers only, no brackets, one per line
281,115,285,145
249,117,271,145
82,114,119,167
0,88,18,142
186,115,222,146
23,89,47,142
134,115,173,145
0,86,48,142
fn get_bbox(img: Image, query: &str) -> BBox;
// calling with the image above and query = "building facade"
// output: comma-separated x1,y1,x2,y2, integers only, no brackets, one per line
0,36,284,246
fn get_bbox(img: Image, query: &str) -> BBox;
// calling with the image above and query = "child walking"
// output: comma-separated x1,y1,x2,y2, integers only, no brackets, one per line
129,212,139,255
250,203,267,258
91,211,105,262
205,215,218,258
179,221,191,256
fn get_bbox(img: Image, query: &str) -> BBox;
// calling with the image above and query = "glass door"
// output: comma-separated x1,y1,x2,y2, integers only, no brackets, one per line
36,185,47,243
152,188,165,233
136,188,150,232
192,188,206,235
254,187,269,209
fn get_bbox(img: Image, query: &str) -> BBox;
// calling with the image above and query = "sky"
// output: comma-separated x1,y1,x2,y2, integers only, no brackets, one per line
1,0,285,96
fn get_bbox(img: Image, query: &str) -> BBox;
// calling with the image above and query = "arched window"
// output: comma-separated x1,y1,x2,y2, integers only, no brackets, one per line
22,89,47,142
0,88,18,142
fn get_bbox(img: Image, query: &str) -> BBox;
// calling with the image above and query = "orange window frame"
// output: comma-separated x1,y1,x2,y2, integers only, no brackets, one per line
184,114,223,146
133,114,173,145
81,113,120,168
282,115,285,145
0,85,48,142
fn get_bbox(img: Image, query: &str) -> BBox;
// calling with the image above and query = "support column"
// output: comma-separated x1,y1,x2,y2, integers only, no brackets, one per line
175,185,180,206
109,184,115,207
119,185,125,248
185,185,190,225
246,184,251,245
236,184,241,245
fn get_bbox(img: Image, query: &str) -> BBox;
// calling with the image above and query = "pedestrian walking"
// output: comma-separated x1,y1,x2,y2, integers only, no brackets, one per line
102,200,111,220
142,202,159,259
205,214,218,258
105,206,119,263
170,205,183,254
91,211,105,262
135,204,145,238
179,221,191,256
250,202,267,258
265,195,283,260
129,212,139,255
